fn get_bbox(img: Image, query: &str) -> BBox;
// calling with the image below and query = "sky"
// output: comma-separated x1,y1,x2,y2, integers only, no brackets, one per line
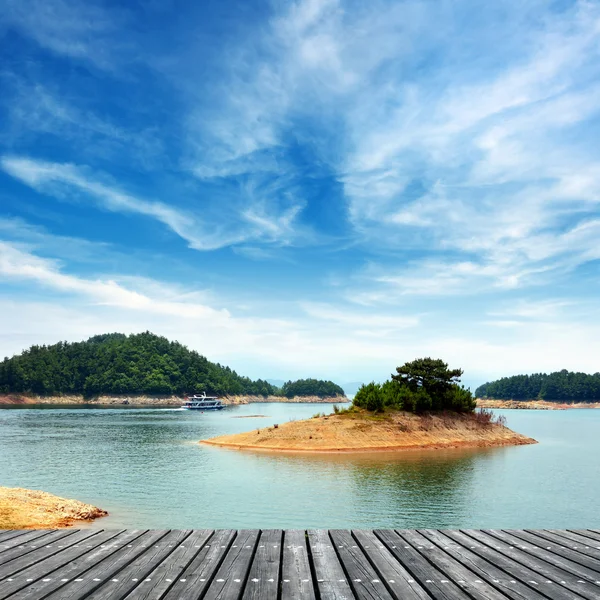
1,0,600,390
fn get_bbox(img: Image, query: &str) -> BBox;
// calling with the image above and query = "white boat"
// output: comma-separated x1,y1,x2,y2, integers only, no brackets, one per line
182,392,225,410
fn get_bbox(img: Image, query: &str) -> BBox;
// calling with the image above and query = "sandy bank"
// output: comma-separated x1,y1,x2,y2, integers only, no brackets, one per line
0,487,107,529
201,410,537,453
0,394,347,406
476,399,600,410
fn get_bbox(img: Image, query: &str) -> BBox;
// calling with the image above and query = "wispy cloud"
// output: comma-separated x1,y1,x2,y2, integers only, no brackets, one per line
1,0,132,70
1,156,307,250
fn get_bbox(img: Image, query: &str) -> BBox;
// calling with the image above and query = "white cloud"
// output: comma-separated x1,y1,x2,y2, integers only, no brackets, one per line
1,156,306,250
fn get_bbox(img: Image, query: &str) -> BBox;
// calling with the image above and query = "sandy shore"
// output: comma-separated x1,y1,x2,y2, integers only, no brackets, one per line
0,487,107,529
476,399,600,410
0,394,347,406
201,410,537,453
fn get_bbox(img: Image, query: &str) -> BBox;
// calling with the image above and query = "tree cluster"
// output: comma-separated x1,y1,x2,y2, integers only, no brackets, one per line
353,358,476,413
475,370,600,401
0,332,277,398
280,378,345,398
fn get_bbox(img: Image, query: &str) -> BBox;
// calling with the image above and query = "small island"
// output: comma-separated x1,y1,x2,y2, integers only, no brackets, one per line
0,487,107,529
203,358,537,453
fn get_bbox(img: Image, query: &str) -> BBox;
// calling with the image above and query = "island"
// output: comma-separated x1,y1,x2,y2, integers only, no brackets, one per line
476,370,600,408
202,358,537,452
0,487,107,529
0,332,347,405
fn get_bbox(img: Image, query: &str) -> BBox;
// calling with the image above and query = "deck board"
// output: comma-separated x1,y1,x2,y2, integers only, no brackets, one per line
0,529,599,599
241,529,281,600
281,530,316,600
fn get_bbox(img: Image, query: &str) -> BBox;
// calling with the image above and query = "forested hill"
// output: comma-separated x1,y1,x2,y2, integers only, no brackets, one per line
280,379,345,398
475,370,600,401
0,332,344,398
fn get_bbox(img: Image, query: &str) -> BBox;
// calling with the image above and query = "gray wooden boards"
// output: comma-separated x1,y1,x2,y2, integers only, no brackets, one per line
281,530,315,600
0,529,599,599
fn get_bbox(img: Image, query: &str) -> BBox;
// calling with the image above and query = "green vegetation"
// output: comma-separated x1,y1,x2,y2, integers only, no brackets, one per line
475,370,600,401
280,378,345,398
0,332,344,399
353,358,476,413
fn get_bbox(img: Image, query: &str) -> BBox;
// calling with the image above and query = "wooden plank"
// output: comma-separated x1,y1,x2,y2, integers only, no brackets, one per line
466,530,600,600
0,533,31,545
0,529,128,599
507,530,600,575
241,529,282,600
281,530,316,600
0,530,78,567
570,531,600,544
329,530,394,600
397,529,508,600
584,532,600,542
84,529,192,600
307,529,354,600
543,531,600,560
36,529,170,599
0,531,59,554
202,529,260,600
0,528,104,580
352,530,430,600
161,529,236,600
375,529,467,600
436,529,573,600
122,529,214,600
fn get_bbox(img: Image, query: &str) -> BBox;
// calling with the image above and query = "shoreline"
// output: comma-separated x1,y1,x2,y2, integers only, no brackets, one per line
0,487,107,529
476,398,600,410
0,394,348,406
201,410,537,454
201,436,534,454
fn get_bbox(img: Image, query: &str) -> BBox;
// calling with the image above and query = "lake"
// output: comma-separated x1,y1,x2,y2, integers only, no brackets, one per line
1,403,599,529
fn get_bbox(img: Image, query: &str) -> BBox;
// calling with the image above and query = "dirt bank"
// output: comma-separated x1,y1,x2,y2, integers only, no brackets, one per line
0,487,107,529
476,399,600,410
0,394,347,406
201,410,537,453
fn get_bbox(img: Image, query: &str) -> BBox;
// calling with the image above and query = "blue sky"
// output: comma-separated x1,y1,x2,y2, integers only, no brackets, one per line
1,0,600,389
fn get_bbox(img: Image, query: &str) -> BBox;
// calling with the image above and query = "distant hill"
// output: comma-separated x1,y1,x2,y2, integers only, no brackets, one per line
475,369,600,401
0,332,346,399
279,379,345,398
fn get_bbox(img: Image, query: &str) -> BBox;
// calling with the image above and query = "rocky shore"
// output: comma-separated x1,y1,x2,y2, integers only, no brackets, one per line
476,398,600,410
202,409,537,453
0,487,107,529
0,394,347,406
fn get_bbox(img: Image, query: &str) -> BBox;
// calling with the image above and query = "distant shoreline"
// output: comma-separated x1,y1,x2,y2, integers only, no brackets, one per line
0,394,348,406
476,398,600,410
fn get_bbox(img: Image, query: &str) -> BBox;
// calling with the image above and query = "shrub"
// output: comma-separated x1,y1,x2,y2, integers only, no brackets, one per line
353,382,384,412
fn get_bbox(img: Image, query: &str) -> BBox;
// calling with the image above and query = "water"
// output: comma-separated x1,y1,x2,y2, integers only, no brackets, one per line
1,403,599,529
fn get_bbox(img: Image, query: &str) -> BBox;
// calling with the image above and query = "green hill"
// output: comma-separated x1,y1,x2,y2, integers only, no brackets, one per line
0,332,275,398
475,369,600,401
0,332,347,399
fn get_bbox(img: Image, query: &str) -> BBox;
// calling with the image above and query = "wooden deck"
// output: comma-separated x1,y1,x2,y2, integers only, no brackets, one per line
1,529,599,599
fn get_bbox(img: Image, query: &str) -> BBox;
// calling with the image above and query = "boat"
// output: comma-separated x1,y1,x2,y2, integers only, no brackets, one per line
182,392,225,410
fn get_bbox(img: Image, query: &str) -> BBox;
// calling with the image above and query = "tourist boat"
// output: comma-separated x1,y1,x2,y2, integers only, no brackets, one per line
182,392,225,410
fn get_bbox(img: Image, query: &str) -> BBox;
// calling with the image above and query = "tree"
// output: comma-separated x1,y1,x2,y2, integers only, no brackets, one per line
392,358,462,397
353,358,475,414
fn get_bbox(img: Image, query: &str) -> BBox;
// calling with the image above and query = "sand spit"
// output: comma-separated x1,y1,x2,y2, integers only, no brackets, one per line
476,399,600,410
201,410,537,453
0,394,346,406
0,487,107,529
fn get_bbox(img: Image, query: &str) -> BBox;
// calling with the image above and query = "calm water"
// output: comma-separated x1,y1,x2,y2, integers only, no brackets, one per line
1,403,599,529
